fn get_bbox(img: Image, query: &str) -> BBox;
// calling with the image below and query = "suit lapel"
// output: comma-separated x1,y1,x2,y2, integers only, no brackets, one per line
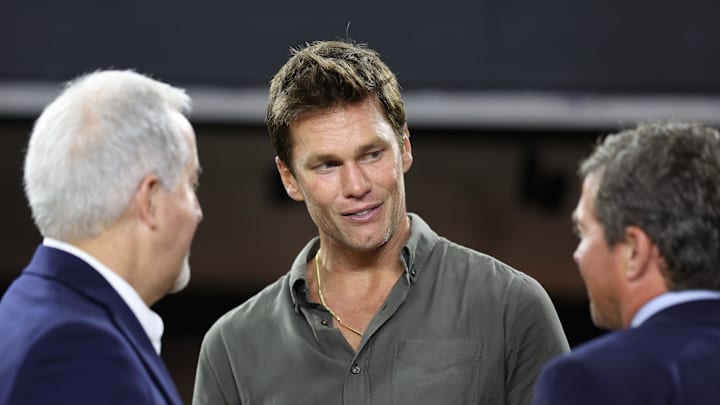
25,245,183,404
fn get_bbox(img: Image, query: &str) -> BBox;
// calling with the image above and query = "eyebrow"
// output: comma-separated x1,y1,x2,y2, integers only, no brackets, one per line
303,153,337,170
357,140,386,153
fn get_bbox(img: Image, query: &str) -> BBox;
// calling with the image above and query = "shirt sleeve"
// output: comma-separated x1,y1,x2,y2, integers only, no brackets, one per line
504,275,570,405
193,327,238,405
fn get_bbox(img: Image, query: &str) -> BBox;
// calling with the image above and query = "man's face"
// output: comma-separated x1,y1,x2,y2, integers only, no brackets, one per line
277,97,412,252
572,174,626,330
160,112,203,294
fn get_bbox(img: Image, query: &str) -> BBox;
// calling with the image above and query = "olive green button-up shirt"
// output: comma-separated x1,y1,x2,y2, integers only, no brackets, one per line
193,214,569,405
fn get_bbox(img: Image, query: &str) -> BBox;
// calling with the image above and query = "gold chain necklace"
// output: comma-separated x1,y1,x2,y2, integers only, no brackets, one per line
314,249,363,337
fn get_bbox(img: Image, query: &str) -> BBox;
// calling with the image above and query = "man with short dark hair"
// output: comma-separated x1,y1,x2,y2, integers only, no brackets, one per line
194,40,568,405
532,121,720,405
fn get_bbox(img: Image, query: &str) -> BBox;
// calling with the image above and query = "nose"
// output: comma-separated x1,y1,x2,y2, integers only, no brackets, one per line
341,162,371,198
572,244,581,265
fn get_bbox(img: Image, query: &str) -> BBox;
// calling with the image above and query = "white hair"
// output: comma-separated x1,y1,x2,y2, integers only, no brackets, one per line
24,70,192,241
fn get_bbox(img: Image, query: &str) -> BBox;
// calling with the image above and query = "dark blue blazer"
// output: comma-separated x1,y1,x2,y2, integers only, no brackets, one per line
0,245,182,404
532,299,720,405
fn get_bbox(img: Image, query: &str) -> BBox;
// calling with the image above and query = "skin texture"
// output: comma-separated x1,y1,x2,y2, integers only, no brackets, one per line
275,97,413,349
154,112,203,295
572,174,667,330
572,174,626,330
276,97,413,256
74,111,203,306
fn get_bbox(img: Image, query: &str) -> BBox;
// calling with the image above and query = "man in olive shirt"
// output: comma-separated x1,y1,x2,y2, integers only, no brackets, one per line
193,40,568,405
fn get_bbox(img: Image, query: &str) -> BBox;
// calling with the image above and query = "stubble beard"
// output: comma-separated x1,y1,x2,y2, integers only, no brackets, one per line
169,255,191,294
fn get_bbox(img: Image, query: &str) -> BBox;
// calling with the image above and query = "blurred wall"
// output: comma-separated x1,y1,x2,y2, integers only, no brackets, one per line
2,0,720,93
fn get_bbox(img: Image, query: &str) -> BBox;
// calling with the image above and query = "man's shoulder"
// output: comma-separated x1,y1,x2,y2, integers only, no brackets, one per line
537,321,714,403
0,314,159,404
408,214,517,274
534,331,641,405
549,327,662,374
205,273,291,334
0,287,133,384
435,236,535,285
0,270,112,328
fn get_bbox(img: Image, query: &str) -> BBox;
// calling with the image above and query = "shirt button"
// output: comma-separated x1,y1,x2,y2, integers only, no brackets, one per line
410,269,417,276
321,319,329,326
350,365,361,374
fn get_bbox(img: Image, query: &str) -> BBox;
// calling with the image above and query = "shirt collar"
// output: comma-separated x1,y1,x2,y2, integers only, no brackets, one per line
402,213,440,281
288,239,318,311
43,237,165,354
631,289,720,327
288,213,440,310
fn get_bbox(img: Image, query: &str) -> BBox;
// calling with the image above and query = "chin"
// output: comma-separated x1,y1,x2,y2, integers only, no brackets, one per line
589,302,616,331
169,256,191,294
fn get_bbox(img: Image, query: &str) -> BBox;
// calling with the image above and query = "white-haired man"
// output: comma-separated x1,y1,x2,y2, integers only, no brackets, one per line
0,70,203,404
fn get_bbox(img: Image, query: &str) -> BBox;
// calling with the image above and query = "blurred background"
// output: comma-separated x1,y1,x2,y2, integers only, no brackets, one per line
2,0,719,402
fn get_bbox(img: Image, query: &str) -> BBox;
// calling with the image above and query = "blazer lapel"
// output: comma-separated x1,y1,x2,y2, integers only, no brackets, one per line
25,245,183,404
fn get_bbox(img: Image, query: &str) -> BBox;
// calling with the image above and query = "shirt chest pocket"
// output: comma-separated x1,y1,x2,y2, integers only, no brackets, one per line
392,339,482,405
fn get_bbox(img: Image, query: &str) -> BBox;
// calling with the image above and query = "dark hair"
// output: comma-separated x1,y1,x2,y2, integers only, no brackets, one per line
266,40,405,171
580,121,720,290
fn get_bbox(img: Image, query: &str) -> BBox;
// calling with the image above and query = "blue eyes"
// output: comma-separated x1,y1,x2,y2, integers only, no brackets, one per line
313,150,383,172
316,162,339,171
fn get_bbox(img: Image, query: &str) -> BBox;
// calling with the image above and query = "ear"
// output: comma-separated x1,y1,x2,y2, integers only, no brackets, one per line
136,175,161,229
622,226,655,281
275,157,304,202
401,125,413,173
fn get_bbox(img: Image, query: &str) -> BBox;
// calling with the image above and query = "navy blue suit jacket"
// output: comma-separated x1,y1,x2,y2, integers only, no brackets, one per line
532,299,720,405
0,245,182,404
